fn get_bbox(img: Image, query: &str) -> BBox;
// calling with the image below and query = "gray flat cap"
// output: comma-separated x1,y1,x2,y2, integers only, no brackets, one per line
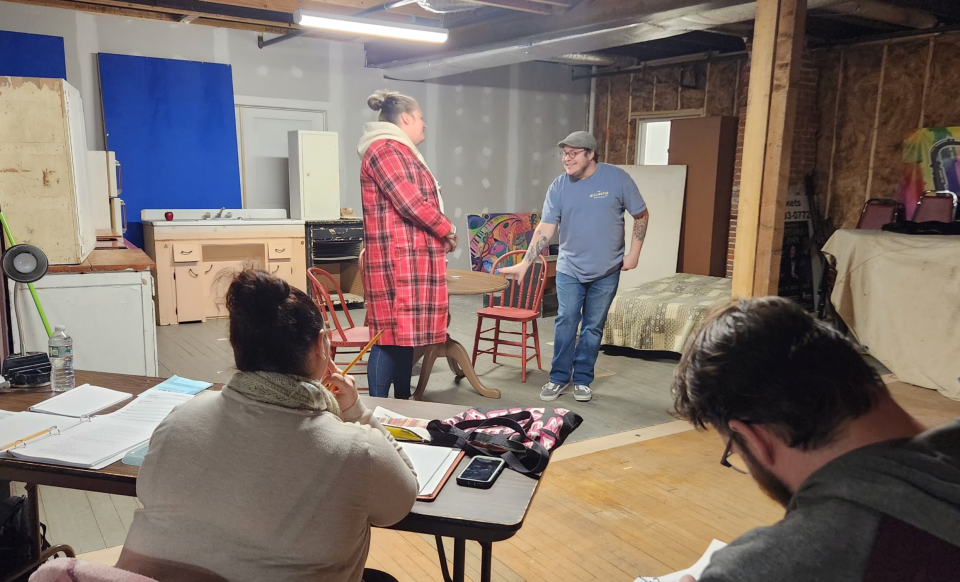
558,131,597,150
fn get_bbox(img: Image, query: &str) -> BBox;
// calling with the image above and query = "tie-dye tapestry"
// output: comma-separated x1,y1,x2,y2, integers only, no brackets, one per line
467,213,542,273
898,127,960,220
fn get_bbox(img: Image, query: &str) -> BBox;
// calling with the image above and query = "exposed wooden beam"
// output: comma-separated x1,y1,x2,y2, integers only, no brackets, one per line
732,0,808,297
464,0,552,15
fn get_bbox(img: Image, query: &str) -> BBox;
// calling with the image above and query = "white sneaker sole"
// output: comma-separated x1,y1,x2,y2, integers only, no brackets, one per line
540,385,566,401
574,393,592,402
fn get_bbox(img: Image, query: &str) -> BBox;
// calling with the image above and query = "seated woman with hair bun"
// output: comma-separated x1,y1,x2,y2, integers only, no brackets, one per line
116,268,418,582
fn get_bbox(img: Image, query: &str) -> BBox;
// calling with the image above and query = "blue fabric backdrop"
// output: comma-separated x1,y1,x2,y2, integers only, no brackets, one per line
98,53,241,247
0,30,67,79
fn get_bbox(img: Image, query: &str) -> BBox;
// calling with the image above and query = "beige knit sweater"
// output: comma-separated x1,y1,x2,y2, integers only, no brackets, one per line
117,388,419,582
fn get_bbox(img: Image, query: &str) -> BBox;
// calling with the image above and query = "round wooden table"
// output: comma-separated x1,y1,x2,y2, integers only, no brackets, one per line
413,269,509,400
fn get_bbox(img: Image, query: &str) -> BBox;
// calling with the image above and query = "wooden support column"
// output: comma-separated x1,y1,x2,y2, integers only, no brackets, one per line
732,0,808,297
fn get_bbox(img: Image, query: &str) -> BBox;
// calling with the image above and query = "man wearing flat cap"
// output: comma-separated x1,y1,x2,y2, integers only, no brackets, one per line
501,131,650,403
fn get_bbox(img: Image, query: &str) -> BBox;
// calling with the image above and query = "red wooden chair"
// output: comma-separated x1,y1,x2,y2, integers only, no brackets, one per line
307,267,373,381
471,250,548,383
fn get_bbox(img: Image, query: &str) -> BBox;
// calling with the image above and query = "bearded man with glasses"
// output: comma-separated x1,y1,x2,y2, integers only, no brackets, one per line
671,296,960,582
500,131,650,403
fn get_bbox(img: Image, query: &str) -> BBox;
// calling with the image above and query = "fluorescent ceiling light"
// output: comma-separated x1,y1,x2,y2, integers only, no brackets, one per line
294,10,448,44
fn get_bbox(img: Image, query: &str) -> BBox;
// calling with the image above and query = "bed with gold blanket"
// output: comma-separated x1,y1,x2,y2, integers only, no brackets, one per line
601,274,732,353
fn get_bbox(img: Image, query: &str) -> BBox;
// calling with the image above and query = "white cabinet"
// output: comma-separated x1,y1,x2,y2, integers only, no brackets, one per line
10,270,159,377
289,130,340,221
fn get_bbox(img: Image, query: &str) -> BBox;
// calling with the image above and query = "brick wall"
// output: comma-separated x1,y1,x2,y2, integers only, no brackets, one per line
726,51,820,277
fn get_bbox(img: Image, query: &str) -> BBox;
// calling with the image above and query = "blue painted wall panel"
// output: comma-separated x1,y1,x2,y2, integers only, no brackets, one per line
0,30,67,79
98,53,241,247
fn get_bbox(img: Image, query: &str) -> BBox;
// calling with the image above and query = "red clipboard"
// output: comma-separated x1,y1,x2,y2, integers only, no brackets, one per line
417,449,465,502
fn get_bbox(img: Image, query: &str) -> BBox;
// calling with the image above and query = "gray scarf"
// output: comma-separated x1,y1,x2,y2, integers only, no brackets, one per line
226,371,342,419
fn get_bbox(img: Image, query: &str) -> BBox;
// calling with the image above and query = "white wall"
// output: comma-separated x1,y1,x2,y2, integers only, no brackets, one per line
0,1,591,268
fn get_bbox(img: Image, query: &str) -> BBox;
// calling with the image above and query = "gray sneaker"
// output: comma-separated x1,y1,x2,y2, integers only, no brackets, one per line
573,384,593,402
540,382,566,401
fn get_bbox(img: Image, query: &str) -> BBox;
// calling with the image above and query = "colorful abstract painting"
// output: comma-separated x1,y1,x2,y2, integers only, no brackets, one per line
898,127,960,219
467,213,542,273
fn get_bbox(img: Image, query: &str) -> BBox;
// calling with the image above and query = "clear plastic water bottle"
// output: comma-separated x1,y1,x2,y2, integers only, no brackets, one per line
49,325,75,393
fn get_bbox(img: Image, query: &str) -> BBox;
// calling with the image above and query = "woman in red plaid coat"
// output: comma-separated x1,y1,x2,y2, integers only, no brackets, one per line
358,91,458,399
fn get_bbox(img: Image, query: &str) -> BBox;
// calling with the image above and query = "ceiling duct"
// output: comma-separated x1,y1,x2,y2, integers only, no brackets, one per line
373,0,934,80
545,53,634,67
416,0,480,13
822,0,938,29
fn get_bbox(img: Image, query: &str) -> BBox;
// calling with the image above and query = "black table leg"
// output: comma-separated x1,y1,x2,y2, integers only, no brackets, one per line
480,541,493,582
452,538,465,582
434,537,494,582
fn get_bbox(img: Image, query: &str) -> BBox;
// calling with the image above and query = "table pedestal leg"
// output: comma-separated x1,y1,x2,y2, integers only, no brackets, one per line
413,335,501,400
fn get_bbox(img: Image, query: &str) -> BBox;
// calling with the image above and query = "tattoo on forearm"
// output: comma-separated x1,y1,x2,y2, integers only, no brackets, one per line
633,215,649,243
524,235,548,264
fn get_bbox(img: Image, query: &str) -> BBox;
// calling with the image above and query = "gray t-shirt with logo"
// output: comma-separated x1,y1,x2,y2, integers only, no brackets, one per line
541,163,646,282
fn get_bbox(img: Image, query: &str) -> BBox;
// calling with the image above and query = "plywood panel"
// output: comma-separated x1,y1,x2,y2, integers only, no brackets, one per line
616,165,688,289
679,62,707,111
607,74,632,165
654,67,681,111
829,47,883,228
871,41,928,200
705,59,742,117
923,35,960,128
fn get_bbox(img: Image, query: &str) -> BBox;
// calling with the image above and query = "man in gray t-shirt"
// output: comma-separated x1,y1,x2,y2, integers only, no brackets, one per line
500,131,649,403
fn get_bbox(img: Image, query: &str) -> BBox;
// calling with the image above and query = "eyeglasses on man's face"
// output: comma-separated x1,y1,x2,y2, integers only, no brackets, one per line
561,148,586,160
721,436,749,474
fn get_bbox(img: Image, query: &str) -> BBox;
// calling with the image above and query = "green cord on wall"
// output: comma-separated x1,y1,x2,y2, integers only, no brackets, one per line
0,212,54,338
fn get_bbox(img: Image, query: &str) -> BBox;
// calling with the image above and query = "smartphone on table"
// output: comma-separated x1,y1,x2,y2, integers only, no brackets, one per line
456,455,506,489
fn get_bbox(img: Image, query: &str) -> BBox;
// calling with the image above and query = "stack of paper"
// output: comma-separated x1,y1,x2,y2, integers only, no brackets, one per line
29,385,132,417
0,376,208,469
402,442,462,499
635,539,727,582
374,406,432,442
147,375,212,396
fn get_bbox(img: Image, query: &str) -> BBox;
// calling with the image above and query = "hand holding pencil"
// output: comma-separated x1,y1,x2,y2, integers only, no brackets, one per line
323,330,383,412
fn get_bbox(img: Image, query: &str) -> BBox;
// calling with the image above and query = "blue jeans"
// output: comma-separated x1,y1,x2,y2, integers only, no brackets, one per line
550,270,620,387
367,345,414,399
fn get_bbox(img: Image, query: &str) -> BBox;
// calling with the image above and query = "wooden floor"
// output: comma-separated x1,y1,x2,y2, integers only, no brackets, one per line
22,374,959,581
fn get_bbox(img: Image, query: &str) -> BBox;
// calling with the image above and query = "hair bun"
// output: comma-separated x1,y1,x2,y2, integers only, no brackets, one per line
226,269,289,319
367,90,399,112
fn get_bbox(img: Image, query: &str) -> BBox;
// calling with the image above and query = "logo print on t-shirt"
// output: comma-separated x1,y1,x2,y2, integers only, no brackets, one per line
589,191,609,199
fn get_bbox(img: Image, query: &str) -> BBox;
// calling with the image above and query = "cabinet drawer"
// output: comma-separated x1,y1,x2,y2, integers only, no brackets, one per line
268,239,293,260
173,242,200,263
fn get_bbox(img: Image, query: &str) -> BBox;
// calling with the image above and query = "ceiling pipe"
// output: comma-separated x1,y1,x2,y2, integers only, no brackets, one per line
821,0,938,29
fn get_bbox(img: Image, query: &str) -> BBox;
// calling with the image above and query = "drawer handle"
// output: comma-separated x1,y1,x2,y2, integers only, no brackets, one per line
274,248,286,253
271,265,280,274
180,250,193,255
188,269,199,278
204,265,213,274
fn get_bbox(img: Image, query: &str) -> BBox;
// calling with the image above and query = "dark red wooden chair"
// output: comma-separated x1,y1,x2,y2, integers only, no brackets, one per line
307,267,372,382
471,250,547,383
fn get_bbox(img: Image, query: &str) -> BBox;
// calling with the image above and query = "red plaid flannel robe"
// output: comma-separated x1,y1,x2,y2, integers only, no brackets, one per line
360,140,452,347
